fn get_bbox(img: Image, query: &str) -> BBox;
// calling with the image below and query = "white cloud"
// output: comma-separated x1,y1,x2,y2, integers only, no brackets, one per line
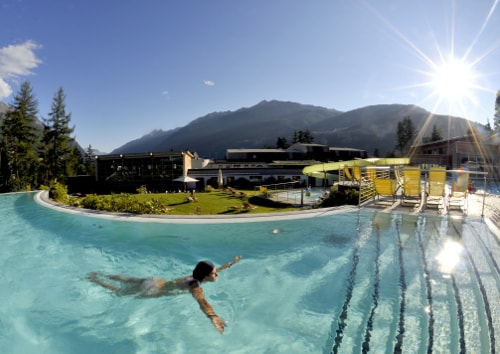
0,78,12,98
203,80,215,86
0,40,42,100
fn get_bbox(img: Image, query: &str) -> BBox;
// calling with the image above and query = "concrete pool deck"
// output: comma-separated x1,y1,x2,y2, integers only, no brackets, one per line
362,191,500,236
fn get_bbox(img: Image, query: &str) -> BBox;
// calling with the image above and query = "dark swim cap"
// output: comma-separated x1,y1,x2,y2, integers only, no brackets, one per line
193,260,215,281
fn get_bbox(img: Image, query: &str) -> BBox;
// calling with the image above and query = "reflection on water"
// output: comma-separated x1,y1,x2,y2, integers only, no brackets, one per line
0,193,499,354
436,239,464,274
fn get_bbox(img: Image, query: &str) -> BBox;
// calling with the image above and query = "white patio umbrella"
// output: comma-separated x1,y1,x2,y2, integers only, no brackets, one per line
173,175,199,192
217,168,224,188
173,175,199,183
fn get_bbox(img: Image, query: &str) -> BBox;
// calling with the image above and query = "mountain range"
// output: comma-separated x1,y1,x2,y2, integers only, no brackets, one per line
0,99,483,159
111,100,482,159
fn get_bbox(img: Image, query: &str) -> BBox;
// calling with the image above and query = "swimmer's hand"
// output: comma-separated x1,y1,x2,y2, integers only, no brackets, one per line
211,315,226,334
218,256,242,272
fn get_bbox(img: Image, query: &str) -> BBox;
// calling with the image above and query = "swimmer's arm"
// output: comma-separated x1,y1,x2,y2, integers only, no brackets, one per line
217,256,242,272
190,285,226,334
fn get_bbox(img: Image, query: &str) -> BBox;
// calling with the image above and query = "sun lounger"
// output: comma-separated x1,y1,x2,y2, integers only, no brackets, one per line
373,178,398,202
448,169,469,213
353,166,362,184
366,166,376,182
402,167,422,206
426,167,446,209
343,165,353,182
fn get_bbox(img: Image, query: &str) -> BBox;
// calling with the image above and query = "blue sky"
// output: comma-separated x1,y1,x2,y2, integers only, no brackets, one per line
1,0,499,153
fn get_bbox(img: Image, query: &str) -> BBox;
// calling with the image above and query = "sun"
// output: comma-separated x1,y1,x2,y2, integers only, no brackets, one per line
430,57,477,104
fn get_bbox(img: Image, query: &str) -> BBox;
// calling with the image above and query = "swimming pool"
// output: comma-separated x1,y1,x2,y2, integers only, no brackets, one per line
1,192,499,353
271,188,327,205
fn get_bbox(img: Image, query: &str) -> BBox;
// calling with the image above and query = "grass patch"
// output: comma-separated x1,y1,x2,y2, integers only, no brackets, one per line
71,189,298,215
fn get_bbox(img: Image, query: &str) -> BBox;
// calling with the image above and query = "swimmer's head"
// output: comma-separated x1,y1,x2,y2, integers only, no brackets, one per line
193,260,215,282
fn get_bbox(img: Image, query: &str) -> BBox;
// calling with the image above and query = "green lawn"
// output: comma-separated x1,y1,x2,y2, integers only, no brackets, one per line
72,189,299,216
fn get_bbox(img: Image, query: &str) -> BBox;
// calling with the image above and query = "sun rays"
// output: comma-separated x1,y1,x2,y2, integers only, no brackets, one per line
429,57,478,108
364,0,499,122
364,0,499,164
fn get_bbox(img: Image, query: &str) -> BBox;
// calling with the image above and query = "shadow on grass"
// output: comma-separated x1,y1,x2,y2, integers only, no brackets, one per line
167,201,192,206
248,196,292,208
219,209,250,215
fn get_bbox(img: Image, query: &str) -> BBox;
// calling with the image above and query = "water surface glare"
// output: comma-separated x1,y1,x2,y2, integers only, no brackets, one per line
0,192,499,353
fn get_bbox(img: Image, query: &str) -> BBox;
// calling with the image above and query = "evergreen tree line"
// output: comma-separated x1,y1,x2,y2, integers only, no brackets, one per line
276,129,314,148
0,81,94,192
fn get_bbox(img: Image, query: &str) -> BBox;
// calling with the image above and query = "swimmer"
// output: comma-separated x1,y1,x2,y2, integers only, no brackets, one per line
87,256,241,334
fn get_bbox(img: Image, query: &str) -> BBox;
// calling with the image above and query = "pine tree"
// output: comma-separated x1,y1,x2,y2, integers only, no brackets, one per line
276,137,290,149
292,130,314,144
395,116,416,155
0,82,40,191
0,111,7,190
494,90,500,132
485,118,492,132
41,87,76,184
84,144,96,175
430,124,443,141
302,129,314,143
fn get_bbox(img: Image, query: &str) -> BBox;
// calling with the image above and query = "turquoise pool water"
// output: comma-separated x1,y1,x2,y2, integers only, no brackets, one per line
272,188,327,205
0,192,499,353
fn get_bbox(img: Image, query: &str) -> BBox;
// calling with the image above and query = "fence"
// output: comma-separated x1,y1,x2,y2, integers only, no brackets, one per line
259,181,312,205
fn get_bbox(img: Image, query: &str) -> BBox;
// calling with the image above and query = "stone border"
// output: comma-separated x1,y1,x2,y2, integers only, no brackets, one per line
34,190,358,224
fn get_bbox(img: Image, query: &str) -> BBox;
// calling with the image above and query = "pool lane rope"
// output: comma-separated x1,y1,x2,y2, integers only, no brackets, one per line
416,217,435,354
453,220,496,354
361,223,381,353
393,217,407,353
329,214,362,354
450,274,466,354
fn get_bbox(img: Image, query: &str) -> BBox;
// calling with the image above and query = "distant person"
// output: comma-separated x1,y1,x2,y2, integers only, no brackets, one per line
88,256,242,334
187,189,198,202
468,180,476,194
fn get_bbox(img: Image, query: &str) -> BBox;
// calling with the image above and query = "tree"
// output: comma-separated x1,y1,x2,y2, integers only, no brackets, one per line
430,124,443,141
395,116,416,155
41,87,76,184
485,118,492,132
0,111,7,190
0,82,41,191
276,137,290,149
84,144,96,175
292,130,314,144
494,89,500,132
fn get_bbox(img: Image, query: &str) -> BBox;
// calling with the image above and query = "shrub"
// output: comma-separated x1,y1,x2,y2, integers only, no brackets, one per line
49,181,69,203
321,187,359,207
136,185,148,194
78,193,173,215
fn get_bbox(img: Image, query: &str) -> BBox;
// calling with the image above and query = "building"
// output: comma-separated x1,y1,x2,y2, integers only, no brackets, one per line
89,143,369,193
411,135,500,179
93,151,204,193
226,143,367,163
